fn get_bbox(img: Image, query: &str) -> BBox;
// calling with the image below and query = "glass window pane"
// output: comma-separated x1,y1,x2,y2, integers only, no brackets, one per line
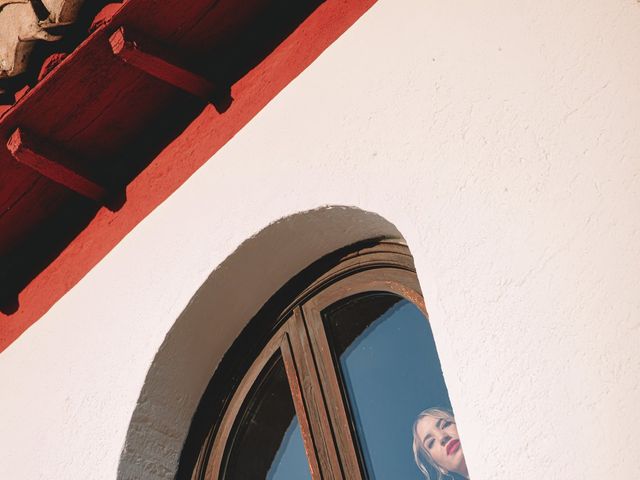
324,292,463,480
221,354,312,480
266,418,309,480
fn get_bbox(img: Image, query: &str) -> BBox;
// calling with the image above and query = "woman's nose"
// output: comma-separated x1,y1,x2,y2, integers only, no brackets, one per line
440,434,451,446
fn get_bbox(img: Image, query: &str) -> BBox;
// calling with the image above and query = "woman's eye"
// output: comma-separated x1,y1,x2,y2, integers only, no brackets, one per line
427,439,435,449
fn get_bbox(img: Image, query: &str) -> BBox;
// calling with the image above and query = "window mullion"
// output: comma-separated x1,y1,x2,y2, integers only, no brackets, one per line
279,330,324,480
286,307,345,480
301,301,365,480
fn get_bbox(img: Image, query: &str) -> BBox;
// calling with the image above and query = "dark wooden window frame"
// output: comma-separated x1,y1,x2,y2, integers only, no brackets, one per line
184,241,426,480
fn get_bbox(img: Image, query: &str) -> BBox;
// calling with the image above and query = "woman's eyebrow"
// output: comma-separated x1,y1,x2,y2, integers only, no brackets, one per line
436,418,444,430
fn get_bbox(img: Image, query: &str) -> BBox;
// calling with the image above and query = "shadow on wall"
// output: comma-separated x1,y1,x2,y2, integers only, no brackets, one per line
116,206,405,480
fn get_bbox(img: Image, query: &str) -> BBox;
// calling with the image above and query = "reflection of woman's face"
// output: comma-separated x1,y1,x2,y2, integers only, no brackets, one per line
416,415,468,478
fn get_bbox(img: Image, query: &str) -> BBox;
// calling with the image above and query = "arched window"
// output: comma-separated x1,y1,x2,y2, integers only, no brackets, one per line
181,241,465,480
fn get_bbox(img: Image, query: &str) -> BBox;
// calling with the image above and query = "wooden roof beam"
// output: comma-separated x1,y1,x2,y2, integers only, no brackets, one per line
109,26,216,101
7,128,108,203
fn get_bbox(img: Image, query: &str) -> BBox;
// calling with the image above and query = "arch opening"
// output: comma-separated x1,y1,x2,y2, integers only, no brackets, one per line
116,206,408,480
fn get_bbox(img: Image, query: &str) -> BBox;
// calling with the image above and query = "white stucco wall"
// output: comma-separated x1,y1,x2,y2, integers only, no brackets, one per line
1,0,639,478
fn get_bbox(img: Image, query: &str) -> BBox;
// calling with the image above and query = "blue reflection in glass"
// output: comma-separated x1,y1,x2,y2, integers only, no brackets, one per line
327,295,452,480
267,416,312,480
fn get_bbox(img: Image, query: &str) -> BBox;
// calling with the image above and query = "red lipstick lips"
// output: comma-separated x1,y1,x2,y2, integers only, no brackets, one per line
446,439,460,455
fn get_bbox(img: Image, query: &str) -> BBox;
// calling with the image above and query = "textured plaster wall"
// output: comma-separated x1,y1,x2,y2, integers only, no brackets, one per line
1,0,639,479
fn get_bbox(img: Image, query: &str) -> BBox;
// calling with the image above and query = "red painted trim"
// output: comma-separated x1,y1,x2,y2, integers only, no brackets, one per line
0,0,377,351
7,128,107,202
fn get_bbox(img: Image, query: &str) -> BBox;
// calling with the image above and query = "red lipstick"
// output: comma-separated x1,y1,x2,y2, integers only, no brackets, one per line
446,439,460,455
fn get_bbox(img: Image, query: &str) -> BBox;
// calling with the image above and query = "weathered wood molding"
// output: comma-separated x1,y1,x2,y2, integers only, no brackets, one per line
109,26,216,100
7,127,108,202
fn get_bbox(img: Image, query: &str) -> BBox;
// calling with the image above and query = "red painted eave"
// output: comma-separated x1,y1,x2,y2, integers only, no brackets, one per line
0,0,377,350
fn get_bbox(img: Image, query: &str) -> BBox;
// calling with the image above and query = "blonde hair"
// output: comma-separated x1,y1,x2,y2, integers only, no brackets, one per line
412,407,456,480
